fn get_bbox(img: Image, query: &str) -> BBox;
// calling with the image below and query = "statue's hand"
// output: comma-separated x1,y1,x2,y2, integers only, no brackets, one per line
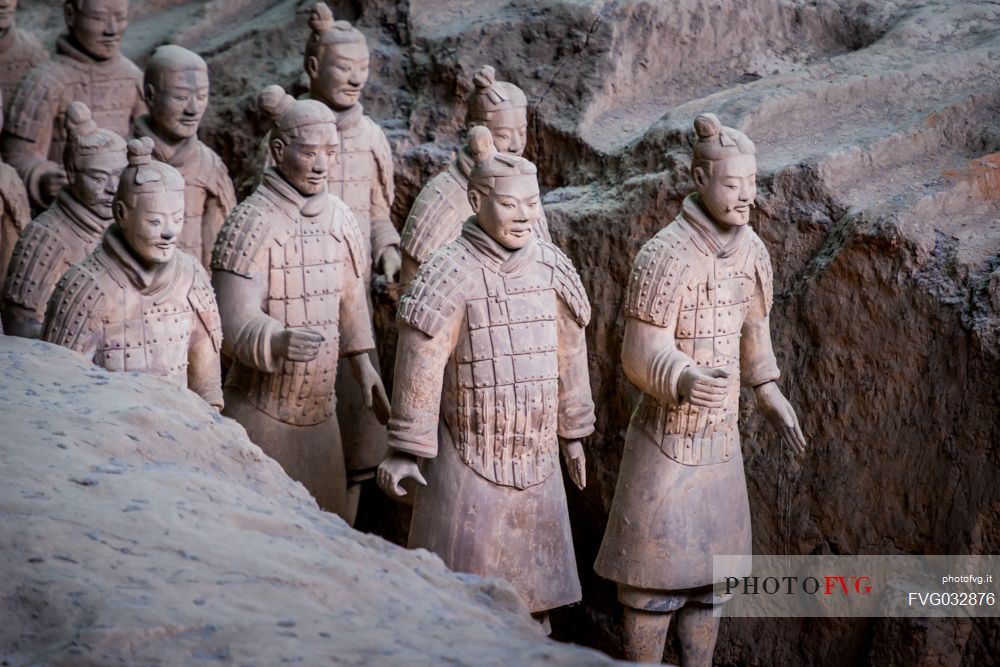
755,381,807,455
560,439,586,490
272,327,325,362
378,246,402,285
349,353,390,424
40,167,68,205
678,366,730,408
377,452,427,498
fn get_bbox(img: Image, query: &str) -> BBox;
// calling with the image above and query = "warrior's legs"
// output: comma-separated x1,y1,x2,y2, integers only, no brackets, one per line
676,603,720,667
621,607,672,663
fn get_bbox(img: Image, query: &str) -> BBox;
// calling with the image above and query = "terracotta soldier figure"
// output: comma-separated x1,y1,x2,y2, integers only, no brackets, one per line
0,93,30,312
300,1,398,513
1,0,144,210
399,64,550,288
593,114,807,666
4,101,126,338
42,137,223,409
133,45,235,270
377,127,594,628
212,86,389,517
0,0,48,106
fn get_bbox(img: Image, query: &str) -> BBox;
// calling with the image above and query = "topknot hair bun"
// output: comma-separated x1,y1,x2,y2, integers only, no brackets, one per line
467,125,498,164
472,65,497,91
308,2,335,35
258,85,296,124
65,101,99,139
693,113,722,140
127,137,154,167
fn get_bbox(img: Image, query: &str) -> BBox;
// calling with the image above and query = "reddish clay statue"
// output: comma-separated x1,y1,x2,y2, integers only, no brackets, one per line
593,114,807,666
0,0,48,106
0,93,30,319
212,85,389,518
3,101,126,338
0,0,144,210
399,64,550,288
133,45,235,269
377,126,594,626
42,137,223,408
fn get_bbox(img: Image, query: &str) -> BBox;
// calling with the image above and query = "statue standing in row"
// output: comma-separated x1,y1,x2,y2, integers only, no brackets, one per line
0,0,48,106
0,93,30,297
399,65,551,288
378,126,594,629
212,87,389,517
593,114,807,665
3,102,125,338
1,0,144,210
42,137,223,409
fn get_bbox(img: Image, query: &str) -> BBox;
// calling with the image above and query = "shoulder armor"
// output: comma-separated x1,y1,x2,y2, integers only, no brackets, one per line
538,241,591,327
210,194,276,277
397,241,476,338
0,163,30,233
400,169,469,262
623,223,693,327
749,230,774,313
4,216,71,309
5,61,61,141
42,256,108,354
333,198,368,278
19,28,48,62
187,261,223,352
367,117,395,207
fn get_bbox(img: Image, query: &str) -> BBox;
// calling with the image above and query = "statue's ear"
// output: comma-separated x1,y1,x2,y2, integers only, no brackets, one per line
304,55,320,80
144,83,157,106
269,138,285,165
113,200,127,226
692,165,709,190
468,188,482,214
64,2,76,31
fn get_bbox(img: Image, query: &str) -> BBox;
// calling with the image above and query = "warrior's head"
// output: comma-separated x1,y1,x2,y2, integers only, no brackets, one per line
64,0,128,61
113,137,185,266
691,113,757,228
466,65,529,156
259,84,338,196
0,0,18,32
467,126,540,250
303,2,368,111
144,45,209,143
64,101,127,219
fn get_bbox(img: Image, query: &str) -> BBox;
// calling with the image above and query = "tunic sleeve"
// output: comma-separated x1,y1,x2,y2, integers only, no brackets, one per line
556,298,595,440
211,269,283,374
368,123,400,265
337,256,376,357
739,269,780,388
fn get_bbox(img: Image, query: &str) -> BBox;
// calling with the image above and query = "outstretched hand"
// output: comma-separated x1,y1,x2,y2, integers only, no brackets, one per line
272,327,325,362
755,381,807,456
561,439,586,490
377,452,427,498
351,353,390,424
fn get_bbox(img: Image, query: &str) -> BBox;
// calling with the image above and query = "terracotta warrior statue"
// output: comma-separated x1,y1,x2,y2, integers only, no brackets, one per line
42,137,223,409
212,86,389,517
377,127,594,628
133,45,235,270
0,93,30,315
0,0,48,105
300,1,398,513
593,114,807,666
4,101,126,338
399,64,550,288
1,0,144,210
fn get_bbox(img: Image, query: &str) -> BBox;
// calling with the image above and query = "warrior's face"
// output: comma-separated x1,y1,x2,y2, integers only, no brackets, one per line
66,0,128,61
148,68,209,142
0,0,17,32
69,149,127,219
272,123,338,196
478,107,528,156
471,174,540,250
117,190,184,265
694,153,757,228
308,41,369,111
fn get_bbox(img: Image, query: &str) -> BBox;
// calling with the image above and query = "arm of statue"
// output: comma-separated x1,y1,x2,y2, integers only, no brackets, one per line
212,269,319,372
338,245,388,424
376,319,457,498
188,332,224,410
201,196,228,270
622,316,730,407
0,135,64,209
556,298,595,491
741,271,806,455
369,130,401,285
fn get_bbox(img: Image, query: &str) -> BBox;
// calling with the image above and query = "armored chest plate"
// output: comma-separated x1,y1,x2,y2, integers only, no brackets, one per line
98,292,195,381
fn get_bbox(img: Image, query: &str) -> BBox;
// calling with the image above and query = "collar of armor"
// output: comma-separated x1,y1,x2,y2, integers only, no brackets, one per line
101,222,177,293
261,166,328,217
681,193,747,259
57,186,111,237
332,102,364,133
461,216,536,275
56,34,120,67
133,115,200,169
